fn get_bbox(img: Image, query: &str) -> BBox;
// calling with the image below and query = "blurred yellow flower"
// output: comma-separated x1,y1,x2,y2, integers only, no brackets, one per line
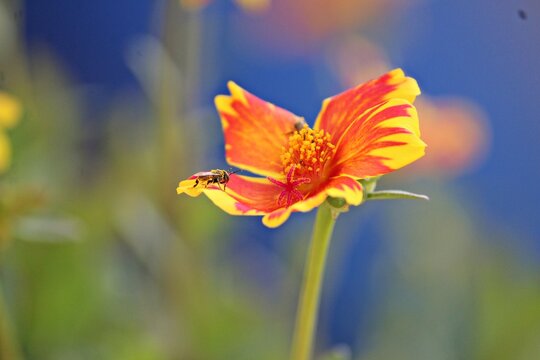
0,92,22,172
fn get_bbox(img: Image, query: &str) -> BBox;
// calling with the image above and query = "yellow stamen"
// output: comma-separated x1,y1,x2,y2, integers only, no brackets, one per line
281,125,336,180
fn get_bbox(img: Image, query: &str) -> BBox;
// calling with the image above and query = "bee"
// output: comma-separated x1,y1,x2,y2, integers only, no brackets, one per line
294,118,308,132
191,169,239,191
177,169,240,197
285,118,308,137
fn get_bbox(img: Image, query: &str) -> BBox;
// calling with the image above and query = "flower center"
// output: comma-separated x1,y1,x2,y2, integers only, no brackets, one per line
267,165,311,208
280,125,336,182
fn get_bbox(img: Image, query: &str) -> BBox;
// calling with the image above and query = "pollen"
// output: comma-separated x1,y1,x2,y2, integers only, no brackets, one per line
281,124,336,179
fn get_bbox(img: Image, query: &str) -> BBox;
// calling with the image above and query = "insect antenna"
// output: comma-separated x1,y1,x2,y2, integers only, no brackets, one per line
223,169,241,192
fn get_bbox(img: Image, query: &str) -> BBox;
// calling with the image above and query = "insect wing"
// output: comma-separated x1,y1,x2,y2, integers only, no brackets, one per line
191,171,216,178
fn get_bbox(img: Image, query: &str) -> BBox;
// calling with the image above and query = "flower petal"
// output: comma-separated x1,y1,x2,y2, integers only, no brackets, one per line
262,208,293,228
332,98,426,178
204,188,266,216
201,174,363,228
203,174,284,215
289,190,328,213
215,82,305,178
176,178,205,197
313,68,420,140
324,176,364,206
203,174,329,228
263,177,363,227
262,190,328,228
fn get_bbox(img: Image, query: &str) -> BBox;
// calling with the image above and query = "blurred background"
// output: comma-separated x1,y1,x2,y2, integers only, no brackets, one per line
0,0,539,359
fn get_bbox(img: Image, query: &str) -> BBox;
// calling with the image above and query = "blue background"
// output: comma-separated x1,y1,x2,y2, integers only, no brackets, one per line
19,0,540,356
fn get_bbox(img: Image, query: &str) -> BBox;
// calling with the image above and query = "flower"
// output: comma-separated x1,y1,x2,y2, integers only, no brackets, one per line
410,97,489,177
0,92,21,173
332,36,392,88
177,69,425,227
239,0,409,57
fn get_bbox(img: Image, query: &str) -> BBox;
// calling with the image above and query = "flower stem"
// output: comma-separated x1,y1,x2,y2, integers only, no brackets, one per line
290,202,337,360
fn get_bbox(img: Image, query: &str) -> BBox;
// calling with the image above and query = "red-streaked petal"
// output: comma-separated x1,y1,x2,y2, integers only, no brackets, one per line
313,69,420,139
288,191,328,213
333,99,426,178
203,174,329,228
204,174,285,214
215,81,305,178
263,190,328,228
324,176,364,206
264,177,363,227
204,188,267,216
202,175,364,228
262,208,293,228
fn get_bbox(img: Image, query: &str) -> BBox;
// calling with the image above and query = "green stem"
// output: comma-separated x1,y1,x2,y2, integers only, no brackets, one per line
290,202,338,360
366,190,429,201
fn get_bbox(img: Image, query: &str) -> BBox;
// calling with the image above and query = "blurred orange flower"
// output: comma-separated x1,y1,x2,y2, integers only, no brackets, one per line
0,92,21,172
178,69,425,227
411,97,489,177
332,36,391,87
241,0,410,56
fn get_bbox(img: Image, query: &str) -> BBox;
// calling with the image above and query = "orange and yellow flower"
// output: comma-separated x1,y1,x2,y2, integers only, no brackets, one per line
177,69,425,227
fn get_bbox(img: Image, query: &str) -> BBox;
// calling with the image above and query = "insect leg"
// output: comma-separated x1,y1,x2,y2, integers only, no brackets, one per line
213,178,223,191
